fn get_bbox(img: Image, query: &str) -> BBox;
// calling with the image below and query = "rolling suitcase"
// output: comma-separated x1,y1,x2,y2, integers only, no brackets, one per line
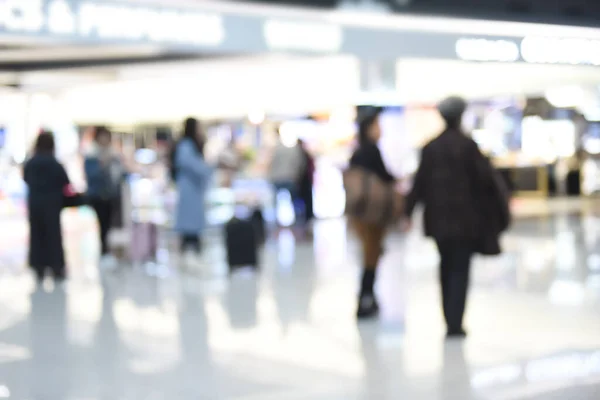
130,222,158,265
225,217,258,272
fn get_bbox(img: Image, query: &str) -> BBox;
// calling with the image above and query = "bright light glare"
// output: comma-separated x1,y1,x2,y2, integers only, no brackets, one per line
278,123,299,148
522,36,600,65
455,38,519,62
545,86,586,108
521,117,576,160
134,149,157,165
583,138,600,155
247,110,265,125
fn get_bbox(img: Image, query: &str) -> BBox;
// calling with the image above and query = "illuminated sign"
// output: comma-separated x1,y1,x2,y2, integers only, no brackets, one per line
0,0,225,47
521,36,600,66
2,2,600,63
0,0,45,33
456,36,600,66
263,20,343,52
456,38,520,62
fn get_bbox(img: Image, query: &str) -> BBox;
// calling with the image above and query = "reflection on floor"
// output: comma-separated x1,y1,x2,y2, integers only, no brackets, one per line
0,209,599,399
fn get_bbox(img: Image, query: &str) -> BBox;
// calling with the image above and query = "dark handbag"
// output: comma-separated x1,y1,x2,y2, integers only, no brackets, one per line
475,168,511,256
63,184,87,208
63,193,87,208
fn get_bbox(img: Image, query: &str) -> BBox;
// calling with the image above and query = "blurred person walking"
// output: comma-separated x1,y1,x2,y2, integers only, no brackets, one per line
297,139,315,231
349,112,396,319
404,97,509,338
24,132,70,282
171,118,212,269
269,125,305,223
84,126,125,269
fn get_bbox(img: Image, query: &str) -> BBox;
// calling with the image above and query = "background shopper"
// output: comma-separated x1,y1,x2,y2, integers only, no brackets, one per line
404,96,499,338
349,112,396,319
297,139,315,230
84,126,125,269
269,126,305,201
172,118,212,267
24,132,70,282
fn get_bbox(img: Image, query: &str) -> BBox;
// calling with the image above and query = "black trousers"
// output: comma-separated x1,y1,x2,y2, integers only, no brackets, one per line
436,240,473,333
181,234,201,253
91,199,114,256
28,199,65,279
299,180,314,223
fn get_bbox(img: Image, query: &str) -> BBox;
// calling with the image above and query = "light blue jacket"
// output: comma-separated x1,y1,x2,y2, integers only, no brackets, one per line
174,139,212,234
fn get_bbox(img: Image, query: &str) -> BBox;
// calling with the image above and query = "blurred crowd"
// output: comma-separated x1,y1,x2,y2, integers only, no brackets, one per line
22,96,510,338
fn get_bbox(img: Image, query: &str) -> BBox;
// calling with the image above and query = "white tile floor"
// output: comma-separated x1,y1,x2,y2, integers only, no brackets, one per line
0,210,599,399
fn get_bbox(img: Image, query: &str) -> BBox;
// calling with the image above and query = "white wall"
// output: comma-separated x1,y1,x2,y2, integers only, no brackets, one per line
56,55,361,124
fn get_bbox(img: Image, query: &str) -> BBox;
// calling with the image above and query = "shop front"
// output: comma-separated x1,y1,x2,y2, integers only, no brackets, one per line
2,0,600,209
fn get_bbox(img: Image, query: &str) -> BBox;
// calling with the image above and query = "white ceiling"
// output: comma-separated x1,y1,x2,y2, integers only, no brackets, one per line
54,55,362,124
3,55,600,123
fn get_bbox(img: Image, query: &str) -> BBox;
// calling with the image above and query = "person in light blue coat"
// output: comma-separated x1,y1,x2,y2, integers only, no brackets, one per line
172,118,212,262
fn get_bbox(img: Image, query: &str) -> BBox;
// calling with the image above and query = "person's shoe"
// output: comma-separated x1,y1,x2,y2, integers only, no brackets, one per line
181,251,195,271
446,329,467,339
357,294,380,319
99,254,119,270
33,268,45,285
53,269,67,283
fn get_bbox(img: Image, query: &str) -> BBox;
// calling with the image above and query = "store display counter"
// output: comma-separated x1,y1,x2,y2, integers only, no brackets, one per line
496,164,549,197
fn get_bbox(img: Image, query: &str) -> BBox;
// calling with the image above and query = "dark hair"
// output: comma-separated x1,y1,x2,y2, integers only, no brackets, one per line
358,113,379,146
34,132,55,155
94,126,111,142
182,117,205,155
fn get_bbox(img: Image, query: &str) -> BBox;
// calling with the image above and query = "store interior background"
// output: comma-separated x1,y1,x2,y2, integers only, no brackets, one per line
1,47,600,224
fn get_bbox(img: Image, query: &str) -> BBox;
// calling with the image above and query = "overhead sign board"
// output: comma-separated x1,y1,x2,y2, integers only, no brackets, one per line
1,0,599,66
263,19,343,52
456,36,600,66
0,0,225,47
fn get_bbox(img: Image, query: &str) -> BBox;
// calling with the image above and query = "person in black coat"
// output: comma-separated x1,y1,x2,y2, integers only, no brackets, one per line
404,97,497,338
349,112,396,319
24,133,70,282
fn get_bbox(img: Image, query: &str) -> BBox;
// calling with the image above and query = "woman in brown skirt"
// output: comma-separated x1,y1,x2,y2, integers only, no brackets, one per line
349,112,396,319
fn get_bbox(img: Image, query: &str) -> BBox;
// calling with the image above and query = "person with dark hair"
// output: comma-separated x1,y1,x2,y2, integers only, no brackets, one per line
349,111,396,319
84,126,125,269
24,132,70,282
173,117,212,269
404,96,503,338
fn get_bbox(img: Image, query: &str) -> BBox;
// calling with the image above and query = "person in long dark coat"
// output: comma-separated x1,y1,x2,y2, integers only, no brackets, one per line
24,133,70,282
404,97,499,338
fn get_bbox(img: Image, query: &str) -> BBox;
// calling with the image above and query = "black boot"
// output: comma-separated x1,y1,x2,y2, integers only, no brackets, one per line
33,267,45,285
357,268,379,319
446,328,467,339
